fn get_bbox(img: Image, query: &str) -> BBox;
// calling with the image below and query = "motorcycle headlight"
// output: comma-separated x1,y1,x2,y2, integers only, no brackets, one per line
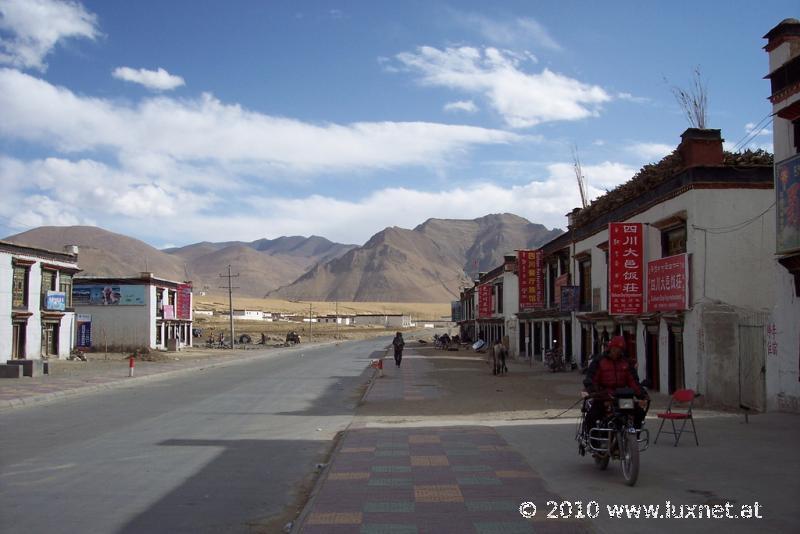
618,398,634,410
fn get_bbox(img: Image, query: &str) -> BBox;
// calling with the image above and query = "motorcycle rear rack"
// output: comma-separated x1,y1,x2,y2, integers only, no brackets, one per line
587,427,649,454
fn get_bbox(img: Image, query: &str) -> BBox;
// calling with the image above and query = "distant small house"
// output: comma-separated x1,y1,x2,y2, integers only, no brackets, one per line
317,315,353,325
232,309,264,321
194,310,213,317
354,314,412,328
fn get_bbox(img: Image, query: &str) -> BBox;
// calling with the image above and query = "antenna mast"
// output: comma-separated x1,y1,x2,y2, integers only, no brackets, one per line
572,144,588,209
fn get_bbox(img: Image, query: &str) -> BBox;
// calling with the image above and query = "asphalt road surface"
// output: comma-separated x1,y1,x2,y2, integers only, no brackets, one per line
0,338,386,534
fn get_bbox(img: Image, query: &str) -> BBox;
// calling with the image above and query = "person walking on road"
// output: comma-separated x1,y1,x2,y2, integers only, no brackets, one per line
392,332,405,367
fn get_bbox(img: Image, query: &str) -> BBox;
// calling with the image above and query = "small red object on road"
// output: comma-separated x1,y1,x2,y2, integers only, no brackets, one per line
129,355,135,377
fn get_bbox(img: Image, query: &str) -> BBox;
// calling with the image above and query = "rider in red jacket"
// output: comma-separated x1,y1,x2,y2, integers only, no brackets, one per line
582,336,647,432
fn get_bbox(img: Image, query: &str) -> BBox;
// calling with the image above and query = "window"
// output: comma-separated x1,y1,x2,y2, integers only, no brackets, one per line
578,258,592,311
12,265,29,309
547,262,557,307
59,273,73,308
41,269,56,307
661,224,687,257
496,283,504,314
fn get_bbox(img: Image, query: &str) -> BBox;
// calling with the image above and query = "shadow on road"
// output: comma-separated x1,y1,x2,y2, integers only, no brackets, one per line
117,437,333,534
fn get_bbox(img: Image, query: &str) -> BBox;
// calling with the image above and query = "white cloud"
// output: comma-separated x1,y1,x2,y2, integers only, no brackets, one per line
395,46,611,128
0,0,99,71
0,156,217,230
1,152,637,245
444,100,478,113
616,92,649,104
451,11,560,51
744,122,772,137
0,68,520,173
112,66,185,91
626,142,673,162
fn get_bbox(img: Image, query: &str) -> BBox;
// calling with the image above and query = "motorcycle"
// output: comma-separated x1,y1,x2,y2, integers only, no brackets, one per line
576,387,650,486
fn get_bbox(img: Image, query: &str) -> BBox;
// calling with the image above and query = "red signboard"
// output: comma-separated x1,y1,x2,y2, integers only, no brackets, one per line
478,283,493,318
609,223,644,315
517,249,544,311
647,253,689,312
177,283,192,320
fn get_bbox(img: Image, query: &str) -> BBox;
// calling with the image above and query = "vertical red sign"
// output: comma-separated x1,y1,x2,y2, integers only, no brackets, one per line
177,283,192,319
647,254,689,312
478,284,493,318
609,223,644,314
517,249,544,311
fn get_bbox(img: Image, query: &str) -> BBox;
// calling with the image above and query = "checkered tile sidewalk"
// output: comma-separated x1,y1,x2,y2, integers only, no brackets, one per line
299,426,591,533
365,348,443,403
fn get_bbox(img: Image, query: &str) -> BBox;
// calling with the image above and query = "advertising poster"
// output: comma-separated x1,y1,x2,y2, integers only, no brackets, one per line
647,253,690,312
451,301,462,322
554,273,569,306
163,304,176,320
77,316,92,348
73,285,146,306
776,153,800,254
517,249,544,311
609,223,644,314
478,284,493,318
45,291,66,311
560,285,580,312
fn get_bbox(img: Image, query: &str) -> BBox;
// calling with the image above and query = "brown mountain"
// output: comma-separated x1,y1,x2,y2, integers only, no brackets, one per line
269,213,563,302
4,226,187,280
3,226,355,297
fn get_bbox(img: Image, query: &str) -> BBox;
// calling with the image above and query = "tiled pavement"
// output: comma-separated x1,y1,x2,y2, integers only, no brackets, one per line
298,349,592,533
301,426,591,533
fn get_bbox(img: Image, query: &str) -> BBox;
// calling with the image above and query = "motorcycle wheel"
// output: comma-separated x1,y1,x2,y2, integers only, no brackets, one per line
620,431,640,486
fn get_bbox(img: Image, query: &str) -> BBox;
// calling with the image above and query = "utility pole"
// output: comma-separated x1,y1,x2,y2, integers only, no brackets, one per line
335,301,339,340
219,265,239,349
309,302,313,343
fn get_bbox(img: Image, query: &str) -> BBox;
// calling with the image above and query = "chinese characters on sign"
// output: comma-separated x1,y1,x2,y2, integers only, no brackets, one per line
609,223,644,315
647,253,690,312
177,283,192,320
766,323,778,357
478,284,493,318
517,249,544,311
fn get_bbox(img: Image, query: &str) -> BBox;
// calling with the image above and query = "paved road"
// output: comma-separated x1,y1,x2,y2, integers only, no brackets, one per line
0,338,386,534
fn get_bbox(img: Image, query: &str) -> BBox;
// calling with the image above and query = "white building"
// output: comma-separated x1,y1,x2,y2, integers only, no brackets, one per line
555,130,775,409
764,18,800,412
73,273,193,352
354,314,412,328
232,309,265,321
1,242,80,361
317,315,353,325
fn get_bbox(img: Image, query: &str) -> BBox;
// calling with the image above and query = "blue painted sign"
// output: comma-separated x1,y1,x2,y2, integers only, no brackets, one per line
46,291,66,311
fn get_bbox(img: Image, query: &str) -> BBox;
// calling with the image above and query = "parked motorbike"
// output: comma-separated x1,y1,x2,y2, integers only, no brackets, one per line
575,387,650,486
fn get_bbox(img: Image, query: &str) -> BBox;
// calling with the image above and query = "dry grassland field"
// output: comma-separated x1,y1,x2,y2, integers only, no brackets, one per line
192,294,451,343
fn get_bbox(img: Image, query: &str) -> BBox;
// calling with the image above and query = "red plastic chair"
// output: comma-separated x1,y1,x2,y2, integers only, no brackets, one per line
654,389,699,446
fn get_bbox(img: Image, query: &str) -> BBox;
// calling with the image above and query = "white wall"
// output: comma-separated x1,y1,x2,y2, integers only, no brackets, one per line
1,251,79,361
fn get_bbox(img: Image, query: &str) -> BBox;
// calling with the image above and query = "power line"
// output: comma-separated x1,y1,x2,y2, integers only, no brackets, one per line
731,113,775,152
692,201,775,234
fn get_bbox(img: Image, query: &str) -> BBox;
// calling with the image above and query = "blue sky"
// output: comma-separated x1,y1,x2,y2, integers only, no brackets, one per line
0,0,789,248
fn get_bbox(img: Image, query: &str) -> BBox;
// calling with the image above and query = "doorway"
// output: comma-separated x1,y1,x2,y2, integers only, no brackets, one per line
738,324,766,411
12,321,26,359
41,322,58,357
645,328,660,391
667,326,685,393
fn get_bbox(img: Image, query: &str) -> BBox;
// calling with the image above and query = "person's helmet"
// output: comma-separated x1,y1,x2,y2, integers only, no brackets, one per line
608,336,626,350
